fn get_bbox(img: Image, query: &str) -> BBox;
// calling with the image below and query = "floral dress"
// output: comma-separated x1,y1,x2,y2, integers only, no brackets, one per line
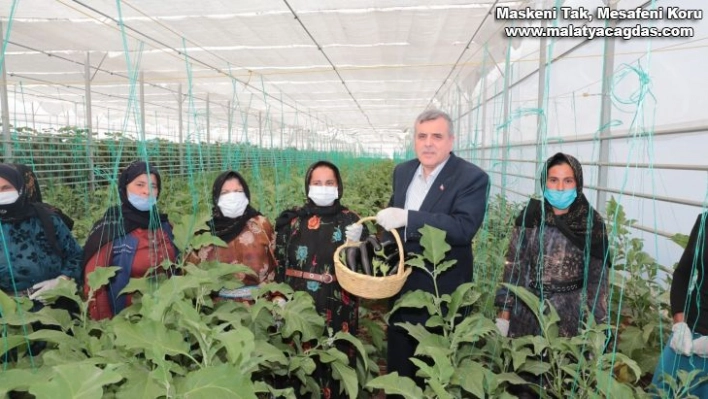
275,208,362,397
189,215,277,295
496,226,608,338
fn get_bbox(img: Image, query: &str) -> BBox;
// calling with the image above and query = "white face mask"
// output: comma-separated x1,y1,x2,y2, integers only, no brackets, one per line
308,185,338,207
0,190,20,205
218,192,249,218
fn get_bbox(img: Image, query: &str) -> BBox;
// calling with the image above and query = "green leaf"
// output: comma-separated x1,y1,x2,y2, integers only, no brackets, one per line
112,318,191,358
86,266,120,292
601,353,642,383
332,331,369,370
250,340,290,370
115,368,167,399
616,325,644,356
365,372,424,399
454,360,487,398
331,361,359,399
175,365,256,398
446,282,477,321
496,372,527,386
190,232,228,250
511,347,532,371
595,369,636,398
280,292,325,341
0,368,52,395
28,329,84,353
418,225,451,266
388,290,437,322
0,289,17,316
670,233,690,249
433,259,458,278
289,355,317,375
425,315,446,329
518,360,551,376
217,326,256,368
29,364,123,399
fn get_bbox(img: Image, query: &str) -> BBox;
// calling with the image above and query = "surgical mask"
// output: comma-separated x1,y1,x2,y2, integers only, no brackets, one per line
0,190,20,205
544,188,577,210
218,192,249,218
128,192,157,212
308,186,338,207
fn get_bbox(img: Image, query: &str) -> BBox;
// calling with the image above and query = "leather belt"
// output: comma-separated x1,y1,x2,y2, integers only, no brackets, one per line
285,268,336,284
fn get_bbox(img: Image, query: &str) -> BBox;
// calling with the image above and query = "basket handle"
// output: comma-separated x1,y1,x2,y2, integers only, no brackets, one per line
352,216,406,278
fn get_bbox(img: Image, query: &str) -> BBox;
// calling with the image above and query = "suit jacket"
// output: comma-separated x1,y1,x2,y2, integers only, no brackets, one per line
388,152,489,323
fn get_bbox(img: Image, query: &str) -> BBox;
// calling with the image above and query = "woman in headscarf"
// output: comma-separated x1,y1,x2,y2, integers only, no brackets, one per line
13,163,74,230
495,152,611,338
188,170,276,301
274,160,365,398
652,212,708,397
0,163,83,301
82,160,177,320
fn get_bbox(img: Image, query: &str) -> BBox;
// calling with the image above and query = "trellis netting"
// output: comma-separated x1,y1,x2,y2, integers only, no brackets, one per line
0,0,706,396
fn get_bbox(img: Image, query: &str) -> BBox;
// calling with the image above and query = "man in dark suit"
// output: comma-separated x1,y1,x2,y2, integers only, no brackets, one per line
376,109,489,387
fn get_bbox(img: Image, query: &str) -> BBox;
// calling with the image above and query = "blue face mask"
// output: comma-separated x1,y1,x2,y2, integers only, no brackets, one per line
128,193,157,212
544,188,577,210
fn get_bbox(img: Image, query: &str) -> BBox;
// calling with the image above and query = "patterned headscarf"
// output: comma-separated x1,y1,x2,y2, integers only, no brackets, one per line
516,153,610,263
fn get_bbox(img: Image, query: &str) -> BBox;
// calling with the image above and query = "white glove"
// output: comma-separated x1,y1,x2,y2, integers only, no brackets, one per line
345,224,363,242
496,318,510,337
273,296,287,309
669,322,693,356
29,276,67,303
693,336,708,357
376,208,408,230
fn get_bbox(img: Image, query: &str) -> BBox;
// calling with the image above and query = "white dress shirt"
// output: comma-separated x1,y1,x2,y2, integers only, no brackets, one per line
404,156,450,211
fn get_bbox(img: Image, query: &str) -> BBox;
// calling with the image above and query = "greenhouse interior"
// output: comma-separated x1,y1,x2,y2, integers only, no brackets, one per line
0,0,706,397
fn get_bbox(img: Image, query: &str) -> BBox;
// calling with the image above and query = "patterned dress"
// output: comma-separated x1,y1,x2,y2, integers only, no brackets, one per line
0,215,83,292
496,225,608,338
275,208,362,398
190,215,276,290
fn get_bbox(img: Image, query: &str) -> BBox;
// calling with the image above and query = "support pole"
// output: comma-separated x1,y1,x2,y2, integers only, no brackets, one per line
596,4,617,214
139,71,146,142
534,28,548,196
85,52,95,190
178,84,184,175
0,21,12,161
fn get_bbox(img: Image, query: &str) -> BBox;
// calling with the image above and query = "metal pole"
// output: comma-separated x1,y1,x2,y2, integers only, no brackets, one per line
596,3,617,214
139,70,146,142
500,45,513,202
178,84,184,175
85,52,95,190
0,21,12,162
258,111,263,149
535,26,548,196
206,93,210,144
205,93,210,168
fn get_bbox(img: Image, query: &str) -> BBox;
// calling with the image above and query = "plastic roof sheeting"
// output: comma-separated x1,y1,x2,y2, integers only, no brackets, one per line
1,0,521,150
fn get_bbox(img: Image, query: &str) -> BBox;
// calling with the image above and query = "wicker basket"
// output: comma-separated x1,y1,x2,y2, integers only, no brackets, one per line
333,216,411,299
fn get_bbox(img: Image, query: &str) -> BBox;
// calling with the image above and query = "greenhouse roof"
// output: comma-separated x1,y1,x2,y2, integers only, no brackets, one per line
1,0,521,151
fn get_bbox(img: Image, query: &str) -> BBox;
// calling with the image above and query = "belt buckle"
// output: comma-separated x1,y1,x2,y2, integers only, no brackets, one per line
321,273,333,284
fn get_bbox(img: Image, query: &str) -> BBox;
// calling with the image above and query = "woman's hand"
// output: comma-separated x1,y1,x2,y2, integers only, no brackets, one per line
29,275,69,303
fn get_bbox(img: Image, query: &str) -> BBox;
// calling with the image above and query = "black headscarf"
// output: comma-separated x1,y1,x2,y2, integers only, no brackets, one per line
82,161,168,264
275,160,346,231
0,163,65,257
204,170,262,242
12,163,75,230
515,153,610,263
